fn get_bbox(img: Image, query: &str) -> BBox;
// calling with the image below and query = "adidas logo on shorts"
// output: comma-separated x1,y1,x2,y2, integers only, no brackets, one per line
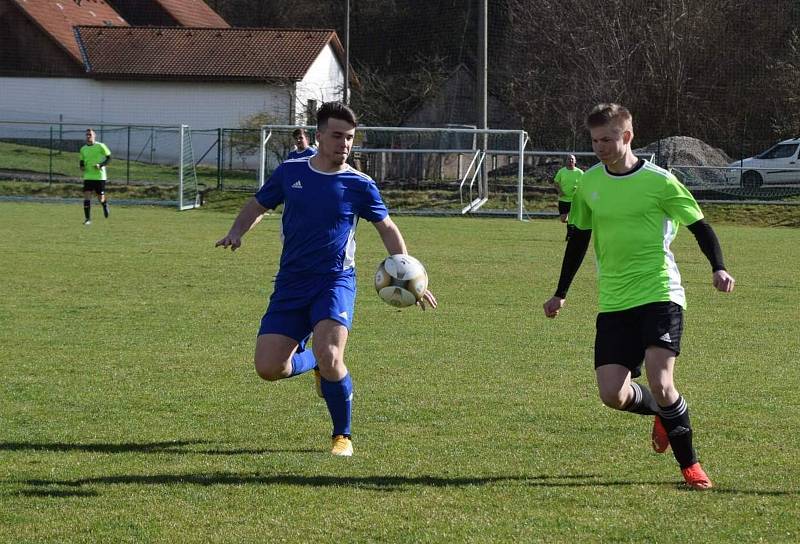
658,332,672,342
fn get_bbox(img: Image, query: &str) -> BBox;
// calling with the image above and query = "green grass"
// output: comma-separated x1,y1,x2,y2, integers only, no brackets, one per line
0,141,252,188
4,177,800,228
0,202,798,543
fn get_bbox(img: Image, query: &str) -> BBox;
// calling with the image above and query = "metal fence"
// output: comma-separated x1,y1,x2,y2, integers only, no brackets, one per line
2,120,798,214
0,121,260,191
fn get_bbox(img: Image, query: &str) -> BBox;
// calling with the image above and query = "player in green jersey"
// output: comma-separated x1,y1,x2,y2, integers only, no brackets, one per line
543,103,735,490
79,128,111,225
552,154,584,240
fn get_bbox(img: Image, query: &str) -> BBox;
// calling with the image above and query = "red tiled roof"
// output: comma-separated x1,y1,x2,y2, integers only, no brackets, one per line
74,26,345,81
10,0,128,63
152,0,228,27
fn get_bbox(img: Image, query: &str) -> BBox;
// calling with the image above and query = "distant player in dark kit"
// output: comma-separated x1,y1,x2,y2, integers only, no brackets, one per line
543,103,735,490
552,154,583,240
79,128,111,225
287,128,317,159
216,102,437,457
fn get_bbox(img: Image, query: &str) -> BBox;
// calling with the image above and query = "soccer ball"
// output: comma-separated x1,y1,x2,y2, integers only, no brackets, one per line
374,254,428,308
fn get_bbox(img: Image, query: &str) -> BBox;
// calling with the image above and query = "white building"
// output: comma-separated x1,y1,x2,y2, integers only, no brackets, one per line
0,25,348,128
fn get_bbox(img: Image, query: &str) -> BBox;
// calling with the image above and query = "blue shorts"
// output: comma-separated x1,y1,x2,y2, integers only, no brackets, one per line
258,270,357,350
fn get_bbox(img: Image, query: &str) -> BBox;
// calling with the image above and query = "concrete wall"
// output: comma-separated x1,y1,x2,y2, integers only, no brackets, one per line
0,76,293,128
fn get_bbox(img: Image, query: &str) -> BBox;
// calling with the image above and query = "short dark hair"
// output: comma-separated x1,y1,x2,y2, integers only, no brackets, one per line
586,103,633,130
316,101,357,130
292,128,307,138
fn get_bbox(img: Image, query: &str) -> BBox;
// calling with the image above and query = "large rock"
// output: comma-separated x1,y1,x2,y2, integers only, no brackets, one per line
635,135,731,166
635,136,731,186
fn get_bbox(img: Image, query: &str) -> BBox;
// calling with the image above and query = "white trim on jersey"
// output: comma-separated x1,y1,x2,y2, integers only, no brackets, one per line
343,216,358,270
662,217,686,308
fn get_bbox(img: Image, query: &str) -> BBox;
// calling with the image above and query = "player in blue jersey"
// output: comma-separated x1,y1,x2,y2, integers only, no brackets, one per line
216,102,437,456
287,128,317,159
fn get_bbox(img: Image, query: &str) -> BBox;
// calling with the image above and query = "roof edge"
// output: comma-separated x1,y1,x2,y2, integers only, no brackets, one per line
74,25,339,33
73,27,92,73
10,0,87,65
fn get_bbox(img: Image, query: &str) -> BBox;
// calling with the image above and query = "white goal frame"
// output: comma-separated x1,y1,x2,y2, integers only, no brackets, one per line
260,125,530,220
178,124,200,210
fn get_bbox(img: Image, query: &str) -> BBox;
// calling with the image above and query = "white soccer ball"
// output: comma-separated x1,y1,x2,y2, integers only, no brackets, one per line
374,254,428,308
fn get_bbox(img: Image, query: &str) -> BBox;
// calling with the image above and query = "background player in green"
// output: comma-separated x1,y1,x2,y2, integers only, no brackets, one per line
79,128,111,225
552,154,583,240
543,103,735,490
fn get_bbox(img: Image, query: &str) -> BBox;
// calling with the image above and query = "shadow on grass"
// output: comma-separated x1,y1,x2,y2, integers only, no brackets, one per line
0,441,318,455
19,473,591,492
14,472,800,497
18,488,99,498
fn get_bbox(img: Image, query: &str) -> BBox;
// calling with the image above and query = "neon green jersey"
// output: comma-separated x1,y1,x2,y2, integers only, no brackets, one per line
80,142,111,181
554,166,583,203
568,160,704,312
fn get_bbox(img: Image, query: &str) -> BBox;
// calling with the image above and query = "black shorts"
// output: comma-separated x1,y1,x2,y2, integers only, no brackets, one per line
594,301,684,378
558,200,571,215
83,180,106,195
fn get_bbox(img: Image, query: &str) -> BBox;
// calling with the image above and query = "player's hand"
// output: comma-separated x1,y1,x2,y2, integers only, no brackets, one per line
543,296,565,318
712,270,735,293
215,234,242,251
417,289,437,310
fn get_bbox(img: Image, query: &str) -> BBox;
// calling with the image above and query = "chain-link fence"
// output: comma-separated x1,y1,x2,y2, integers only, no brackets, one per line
3,119,798,212
0,121,262,193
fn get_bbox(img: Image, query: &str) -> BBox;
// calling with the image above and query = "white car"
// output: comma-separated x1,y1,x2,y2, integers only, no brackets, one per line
726,138,800,188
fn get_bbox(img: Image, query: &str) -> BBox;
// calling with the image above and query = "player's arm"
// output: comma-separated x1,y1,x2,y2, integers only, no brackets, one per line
543,228,591,318
553,173,564,197
686,219,735,292
215,197,268,251
95,144,112,169
372,216,407,255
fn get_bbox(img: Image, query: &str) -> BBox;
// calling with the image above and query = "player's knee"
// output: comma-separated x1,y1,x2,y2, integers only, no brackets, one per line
598,389,627,410
313,347,343,373
254,357,290,381
648,383,677,405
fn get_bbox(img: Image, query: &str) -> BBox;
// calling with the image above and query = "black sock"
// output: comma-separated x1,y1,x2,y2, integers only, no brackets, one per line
623,382,659,415
102,201,109,218
83,200,91,220
658,396,698,468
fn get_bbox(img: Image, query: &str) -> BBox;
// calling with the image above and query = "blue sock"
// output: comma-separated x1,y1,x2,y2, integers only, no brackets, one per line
320,373,353,437
289,350,317,377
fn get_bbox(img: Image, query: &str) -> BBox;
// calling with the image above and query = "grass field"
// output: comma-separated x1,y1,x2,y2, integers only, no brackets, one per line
1,201,798,543
0,141,253,188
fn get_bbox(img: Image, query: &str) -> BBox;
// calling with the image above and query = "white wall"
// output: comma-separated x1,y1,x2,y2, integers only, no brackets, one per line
295,44,345,124
0,77,293,128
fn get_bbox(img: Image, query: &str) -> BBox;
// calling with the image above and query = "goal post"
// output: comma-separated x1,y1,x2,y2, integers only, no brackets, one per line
259,124,530,219
178,124,200,210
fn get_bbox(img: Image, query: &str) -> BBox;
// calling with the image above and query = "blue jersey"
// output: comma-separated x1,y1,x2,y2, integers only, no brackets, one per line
287,147,317,160
255,158,389,276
